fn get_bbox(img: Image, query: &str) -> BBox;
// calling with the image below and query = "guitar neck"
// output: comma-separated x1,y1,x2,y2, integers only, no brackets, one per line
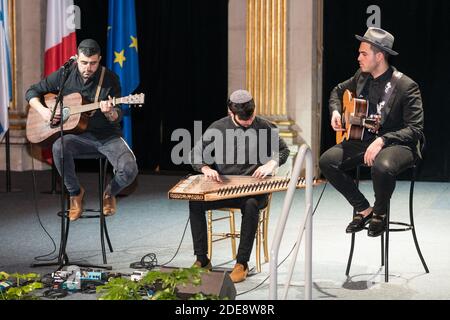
69,102,100,115
68,97,127,115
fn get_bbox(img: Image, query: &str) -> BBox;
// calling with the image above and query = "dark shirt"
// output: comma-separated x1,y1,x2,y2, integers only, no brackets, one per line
190,116,290,176
359,66,394,141
25,64,123,141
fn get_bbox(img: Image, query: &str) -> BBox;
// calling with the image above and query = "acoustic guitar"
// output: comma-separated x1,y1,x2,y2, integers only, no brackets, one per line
26,92,145,146
336,89,381,144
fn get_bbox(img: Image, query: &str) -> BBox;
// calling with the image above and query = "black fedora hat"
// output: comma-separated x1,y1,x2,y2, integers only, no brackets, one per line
355,27,399,56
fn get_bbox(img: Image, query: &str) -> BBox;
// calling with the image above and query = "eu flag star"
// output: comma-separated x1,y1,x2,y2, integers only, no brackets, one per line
130,36,138,52
114,50,126,68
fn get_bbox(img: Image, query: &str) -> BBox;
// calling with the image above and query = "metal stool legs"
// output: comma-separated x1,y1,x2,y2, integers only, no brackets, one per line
98,157,114,263
345,166,360,276
346,165,429,282
408,168,429,274
63,157,113,265
384,205,389,282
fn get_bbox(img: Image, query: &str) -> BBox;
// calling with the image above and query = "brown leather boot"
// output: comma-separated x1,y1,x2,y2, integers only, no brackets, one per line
103,193,117,216
69,187,85,221
229,263,249,283
192,260,212,271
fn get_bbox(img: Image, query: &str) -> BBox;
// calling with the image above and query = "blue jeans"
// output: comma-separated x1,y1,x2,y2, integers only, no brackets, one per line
52,132,138,196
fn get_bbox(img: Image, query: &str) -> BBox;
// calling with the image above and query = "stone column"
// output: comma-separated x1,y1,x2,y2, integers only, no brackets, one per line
228,0,323,176
0,0,49,171
287,0,323,175
228,0,247,93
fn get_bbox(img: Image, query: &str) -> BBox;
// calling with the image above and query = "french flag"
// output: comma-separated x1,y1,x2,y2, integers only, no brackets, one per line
42,0,77,163
44,0,77,77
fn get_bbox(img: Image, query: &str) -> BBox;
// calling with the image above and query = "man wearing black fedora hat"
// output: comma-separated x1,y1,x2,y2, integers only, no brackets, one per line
319,27,424,237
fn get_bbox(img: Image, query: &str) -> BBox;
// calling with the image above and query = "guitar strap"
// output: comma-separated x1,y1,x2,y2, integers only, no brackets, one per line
377,70,403,115
89,66,106,117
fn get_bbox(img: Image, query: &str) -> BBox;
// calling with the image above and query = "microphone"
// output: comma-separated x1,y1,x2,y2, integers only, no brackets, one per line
62,55,78,69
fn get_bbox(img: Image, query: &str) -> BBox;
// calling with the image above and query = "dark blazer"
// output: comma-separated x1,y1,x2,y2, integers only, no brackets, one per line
329,66,424,157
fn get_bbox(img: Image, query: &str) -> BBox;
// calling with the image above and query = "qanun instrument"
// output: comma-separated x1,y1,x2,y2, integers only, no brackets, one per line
168,174,319,202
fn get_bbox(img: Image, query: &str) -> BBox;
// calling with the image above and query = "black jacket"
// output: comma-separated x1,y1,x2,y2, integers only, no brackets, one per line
329,67,424,156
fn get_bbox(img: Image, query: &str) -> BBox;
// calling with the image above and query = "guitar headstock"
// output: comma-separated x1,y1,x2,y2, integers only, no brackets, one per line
116,93,145,107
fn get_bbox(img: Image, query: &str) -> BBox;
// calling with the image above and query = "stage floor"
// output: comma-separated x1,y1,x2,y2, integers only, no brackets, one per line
0,170,448,300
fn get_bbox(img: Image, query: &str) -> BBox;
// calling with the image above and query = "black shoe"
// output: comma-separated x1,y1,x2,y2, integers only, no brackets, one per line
345,212,373,233
368,214,387,237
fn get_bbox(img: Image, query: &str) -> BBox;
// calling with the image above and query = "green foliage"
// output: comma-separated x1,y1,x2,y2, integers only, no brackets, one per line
0,271,9,281
189,292,223,300
95,276,143,300
0,272,43,300
97,266,221,300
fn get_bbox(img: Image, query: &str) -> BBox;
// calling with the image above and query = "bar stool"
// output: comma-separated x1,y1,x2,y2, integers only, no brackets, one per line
207,194,272,272
59,153,114,266
346,140,429,282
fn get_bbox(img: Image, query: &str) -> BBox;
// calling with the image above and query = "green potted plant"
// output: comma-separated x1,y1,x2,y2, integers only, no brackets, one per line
0,271,43,300
96,266,222,300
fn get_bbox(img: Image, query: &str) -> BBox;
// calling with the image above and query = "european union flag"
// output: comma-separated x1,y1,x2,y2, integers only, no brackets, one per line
107,0,140,148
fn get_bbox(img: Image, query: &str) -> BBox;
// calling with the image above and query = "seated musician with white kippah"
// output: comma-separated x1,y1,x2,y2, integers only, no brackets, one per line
188,89,290,283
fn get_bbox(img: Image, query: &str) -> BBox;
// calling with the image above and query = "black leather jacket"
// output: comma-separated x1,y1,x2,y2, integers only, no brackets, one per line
329,67,424,157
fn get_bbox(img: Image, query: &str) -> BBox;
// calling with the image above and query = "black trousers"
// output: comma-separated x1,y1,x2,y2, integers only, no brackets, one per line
319,139,415,216
189,194,268,264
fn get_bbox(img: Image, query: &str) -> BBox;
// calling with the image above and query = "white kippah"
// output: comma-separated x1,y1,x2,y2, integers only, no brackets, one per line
230,90,253,104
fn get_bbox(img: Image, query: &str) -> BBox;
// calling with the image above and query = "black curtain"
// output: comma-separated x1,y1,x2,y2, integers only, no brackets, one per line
74,0,228,173
322,0,450,181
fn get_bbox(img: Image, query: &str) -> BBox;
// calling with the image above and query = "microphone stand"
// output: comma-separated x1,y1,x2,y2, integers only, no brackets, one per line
30,63,72,269
54,64,70,268
31,62,111,271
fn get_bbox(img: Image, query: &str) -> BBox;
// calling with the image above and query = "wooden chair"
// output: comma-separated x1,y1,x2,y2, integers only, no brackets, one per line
207,194,272,272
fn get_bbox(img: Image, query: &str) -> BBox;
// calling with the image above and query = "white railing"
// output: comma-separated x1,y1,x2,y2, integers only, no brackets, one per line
269,144,314,300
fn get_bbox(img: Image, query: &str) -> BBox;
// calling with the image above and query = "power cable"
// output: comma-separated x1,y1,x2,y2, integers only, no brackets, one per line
30,143,58,262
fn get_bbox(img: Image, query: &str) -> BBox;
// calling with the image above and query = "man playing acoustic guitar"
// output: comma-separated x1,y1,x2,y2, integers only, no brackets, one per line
319,28,424,237
25,39,138,221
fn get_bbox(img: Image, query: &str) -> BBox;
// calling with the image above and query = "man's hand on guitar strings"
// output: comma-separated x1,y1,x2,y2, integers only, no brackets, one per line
41,105,60,125
331,111,345,132
100,95,118,121
100,95,115,114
